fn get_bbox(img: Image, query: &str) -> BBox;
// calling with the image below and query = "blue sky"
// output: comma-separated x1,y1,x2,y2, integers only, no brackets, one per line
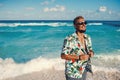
0,0,120,20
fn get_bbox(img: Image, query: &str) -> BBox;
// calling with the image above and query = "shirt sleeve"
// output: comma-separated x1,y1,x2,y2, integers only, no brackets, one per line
61,38,71,55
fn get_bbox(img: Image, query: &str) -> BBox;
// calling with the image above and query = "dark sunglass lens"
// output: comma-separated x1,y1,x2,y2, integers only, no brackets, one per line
76,21,87,25
84,21,87,24
76,23,80,25
78,23,82,25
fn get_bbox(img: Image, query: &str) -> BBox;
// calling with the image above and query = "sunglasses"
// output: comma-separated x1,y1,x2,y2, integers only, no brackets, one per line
76,21,87,26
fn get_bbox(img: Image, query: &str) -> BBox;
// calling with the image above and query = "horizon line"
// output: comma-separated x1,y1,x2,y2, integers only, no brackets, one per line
0,19,120,21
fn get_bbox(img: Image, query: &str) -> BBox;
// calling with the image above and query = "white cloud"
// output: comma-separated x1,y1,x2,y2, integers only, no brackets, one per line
41,1,49,5
99,6,107,12
43,5,65,12
71,10,75,13
108,11,112,14
25,7,35,10
41,0,55,5
5,11,13,14
51,0,55,2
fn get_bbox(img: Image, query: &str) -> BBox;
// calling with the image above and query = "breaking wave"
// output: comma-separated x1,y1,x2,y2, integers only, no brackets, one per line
0,54,120,80
0,22,72,27
87,23,103,26
116,28,120,32
0,22,105,27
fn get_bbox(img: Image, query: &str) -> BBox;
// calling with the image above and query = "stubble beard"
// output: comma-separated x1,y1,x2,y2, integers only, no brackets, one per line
77,29,86,33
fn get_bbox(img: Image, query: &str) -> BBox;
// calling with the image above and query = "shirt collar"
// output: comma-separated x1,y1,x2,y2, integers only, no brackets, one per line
73,32,87,39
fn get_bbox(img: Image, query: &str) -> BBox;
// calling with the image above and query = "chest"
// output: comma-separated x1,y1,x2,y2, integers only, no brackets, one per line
70,38,88,55
78,37,86,49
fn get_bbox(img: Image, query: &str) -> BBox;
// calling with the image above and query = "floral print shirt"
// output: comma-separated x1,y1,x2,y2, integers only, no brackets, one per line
61,32,92,78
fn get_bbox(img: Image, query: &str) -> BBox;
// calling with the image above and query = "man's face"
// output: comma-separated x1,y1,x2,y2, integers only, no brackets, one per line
74,18,86,33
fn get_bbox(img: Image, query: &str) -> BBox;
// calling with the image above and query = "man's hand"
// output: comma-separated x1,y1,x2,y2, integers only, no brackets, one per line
88,50,94,57
79,54,89,60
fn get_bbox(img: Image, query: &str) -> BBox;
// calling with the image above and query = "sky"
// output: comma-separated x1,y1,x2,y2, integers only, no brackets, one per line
0,0,120,20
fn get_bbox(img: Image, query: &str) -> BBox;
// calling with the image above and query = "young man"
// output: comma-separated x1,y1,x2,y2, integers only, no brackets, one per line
61,16,94,80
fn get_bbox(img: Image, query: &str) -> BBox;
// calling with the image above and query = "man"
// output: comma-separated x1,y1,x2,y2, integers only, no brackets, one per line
61,16,94,80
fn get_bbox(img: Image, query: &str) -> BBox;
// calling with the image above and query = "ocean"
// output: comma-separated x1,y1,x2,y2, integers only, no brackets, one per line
0,20,120,80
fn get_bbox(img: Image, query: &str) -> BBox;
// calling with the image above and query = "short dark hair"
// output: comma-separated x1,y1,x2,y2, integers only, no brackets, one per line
73,16,84,25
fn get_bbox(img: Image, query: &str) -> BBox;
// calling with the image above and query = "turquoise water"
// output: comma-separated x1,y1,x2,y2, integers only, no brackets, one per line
0,21,120,63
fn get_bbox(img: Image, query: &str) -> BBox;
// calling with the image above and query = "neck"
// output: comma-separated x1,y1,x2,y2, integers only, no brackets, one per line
76,31,84,38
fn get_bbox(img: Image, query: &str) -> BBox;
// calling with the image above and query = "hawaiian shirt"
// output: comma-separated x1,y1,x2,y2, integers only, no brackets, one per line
61,32,92,78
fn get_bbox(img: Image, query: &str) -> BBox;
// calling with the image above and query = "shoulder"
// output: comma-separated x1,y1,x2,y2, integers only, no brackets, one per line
64,33,76,41
84,34,91,39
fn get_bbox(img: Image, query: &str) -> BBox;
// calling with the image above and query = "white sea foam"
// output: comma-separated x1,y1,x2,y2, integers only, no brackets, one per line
0,54,120,80
92,55,120,69
116,28,120,32
0,22,104,27
0,57,65,79
87,23,103,26
0,22,72,27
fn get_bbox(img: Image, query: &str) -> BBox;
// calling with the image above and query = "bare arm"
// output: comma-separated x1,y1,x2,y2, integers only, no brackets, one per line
61,53,90,61
61,53,79,60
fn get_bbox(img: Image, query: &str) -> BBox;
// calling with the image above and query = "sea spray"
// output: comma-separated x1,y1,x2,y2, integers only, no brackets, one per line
0,54,120,80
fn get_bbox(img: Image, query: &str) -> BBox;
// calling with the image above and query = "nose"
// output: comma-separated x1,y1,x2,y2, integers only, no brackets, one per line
81,24,86,28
